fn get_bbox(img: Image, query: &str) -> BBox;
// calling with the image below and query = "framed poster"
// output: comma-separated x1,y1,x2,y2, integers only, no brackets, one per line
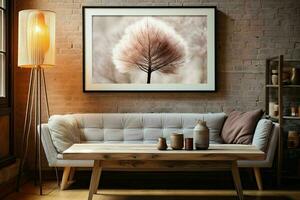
83,7,216,91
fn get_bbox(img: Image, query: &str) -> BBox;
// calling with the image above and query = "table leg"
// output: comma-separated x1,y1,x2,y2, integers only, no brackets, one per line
88,160,102,200
231,161,244,200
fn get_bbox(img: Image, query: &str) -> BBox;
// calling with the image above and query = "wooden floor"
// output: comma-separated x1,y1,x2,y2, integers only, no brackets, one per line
4,181,300,200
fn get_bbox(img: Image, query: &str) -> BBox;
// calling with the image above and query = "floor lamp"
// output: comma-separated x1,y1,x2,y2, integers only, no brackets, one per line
17,10,55,195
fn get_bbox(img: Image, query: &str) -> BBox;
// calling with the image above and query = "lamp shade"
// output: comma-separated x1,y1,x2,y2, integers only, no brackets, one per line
18,10,55,68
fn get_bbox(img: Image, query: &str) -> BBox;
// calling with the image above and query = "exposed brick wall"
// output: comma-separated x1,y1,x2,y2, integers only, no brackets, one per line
13,0,300,168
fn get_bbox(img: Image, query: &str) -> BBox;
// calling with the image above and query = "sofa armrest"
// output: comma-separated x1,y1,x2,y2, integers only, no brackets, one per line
38,123,59,167
264,123,280,167
238,123,279,168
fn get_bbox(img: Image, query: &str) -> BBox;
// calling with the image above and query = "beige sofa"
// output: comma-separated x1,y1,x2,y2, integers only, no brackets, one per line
40,113,279,190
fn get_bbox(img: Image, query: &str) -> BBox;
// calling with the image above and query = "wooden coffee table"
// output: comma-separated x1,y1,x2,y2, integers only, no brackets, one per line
63,143,265,200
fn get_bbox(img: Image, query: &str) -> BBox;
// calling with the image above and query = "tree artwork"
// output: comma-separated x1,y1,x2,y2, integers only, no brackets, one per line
112,17,188,84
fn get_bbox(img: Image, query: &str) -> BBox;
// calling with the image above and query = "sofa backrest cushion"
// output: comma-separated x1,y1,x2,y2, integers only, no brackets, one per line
221,109,263,144
252,119,273,152
73,113,226,143
47,113,227,153
48,115,81,153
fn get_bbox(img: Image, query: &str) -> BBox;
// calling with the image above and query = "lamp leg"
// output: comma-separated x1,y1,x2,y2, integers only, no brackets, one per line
38,67,43,195
42,69,50,118
16,68,36,191
38,68,51,194
20,69,34,161
34,68,38,186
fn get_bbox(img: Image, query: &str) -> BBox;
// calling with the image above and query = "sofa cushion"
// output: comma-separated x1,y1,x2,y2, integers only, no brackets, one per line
48,113,227,151
71,113,227,143
48,115,80,153
204,113,227,144
252,119,273,152
168,113,226,144
221,109,263,144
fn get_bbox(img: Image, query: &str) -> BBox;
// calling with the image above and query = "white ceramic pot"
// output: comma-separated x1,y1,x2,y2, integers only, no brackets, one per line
193,120,209,150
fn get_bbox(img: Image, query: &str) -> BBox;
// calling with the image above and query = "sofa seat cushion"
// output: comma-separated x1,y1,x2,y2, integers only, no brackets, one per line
221,109,263,144
48,115,81,153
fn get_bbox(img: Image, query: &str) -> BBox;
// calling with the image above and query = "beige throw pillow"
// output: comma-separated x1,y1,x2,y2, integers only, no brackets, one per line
252,119,273,152
48,115,80,153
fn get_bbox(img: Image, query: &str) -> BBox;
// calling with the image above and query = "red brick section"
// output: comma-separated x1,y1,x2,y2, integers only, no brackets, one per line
13,0,300,169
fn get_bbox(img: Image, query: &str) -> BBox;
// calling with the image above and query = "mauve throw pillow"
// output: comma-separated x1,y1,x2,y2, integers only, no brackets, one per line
221,109,264,144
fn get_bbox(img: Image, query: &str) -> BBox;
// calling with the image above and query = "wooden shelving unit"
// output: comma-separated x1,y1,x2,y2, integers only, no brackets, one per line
265,55,300,185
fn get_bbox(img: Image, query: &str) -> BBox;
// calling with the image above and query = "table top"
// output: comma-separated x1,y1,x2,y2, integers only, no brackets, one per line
62,143,265,161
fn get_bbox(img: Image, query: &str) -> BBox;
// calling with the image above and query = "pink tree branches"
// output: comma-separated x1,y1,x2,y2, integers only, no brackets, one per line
112,17,188,84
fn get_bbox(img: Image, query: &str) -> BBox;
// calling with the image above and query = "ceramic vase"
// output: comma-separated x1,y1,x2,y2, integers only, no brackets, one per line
193,120,209,150
271,70,278,85
170,133,184,150
157,137,168,150
291,68,300,85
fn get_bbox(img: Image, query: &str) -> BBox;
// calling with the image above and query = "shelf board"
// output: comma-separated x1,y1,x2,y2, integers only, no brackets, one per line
266,84,278,88
267,58,300,62
282,175,300,180
267,56,280,61
266,116,300,121
266,84,300,88
287,148,300,151
283,85,300,88
283,116,300,120
284,59,300,62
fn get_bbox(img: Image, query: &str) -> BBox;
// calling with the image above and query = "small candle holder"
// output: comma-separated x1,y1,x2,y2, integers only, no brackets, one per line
170,133,184,150
185,138,193,150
